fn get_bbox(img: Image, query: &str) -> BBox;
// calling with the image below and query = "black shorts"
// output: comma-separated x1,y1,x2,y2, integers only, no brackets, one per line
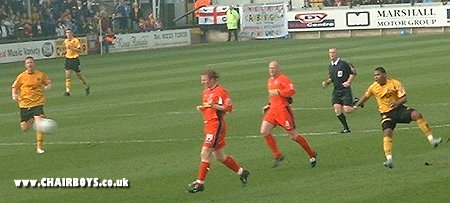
331,88,353,106
20,105,44,122
380,105,414,130
65,57,81,73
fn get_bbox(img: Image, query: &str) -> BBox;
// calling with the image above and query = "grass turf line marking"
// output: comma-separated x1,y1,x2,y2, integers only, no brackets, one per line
160,102,450,115
1,124,449,147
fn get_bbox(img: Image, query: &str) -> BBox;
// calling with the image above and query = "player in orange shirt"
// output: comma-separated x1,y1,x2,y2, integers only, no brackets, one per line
353,67,443,168
261,61,317,168
187,69,250,193
63,29,89,96
11,56,52,154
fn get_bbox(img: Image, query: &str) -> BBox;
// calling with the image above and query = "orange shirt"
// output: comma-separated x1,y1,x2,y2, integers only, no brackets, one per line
12,70,51,108
64,37,81,59
194,0,211,17
267,74,295,109
201,84,232,122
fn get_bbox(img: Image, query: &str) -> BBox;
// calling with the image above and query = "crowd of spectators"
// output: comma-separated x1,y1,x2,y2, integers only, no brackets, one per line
0,0,444,42
314,0,439,8
0,0,162,42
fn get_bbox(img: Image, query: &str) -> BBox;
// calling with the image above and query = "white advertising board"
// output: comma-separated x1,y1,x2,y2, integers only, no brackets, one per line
287,5,450,31
108,32,153,53
0,40,57,64
0,37,89,64
152,29,192,49
108,29,191,53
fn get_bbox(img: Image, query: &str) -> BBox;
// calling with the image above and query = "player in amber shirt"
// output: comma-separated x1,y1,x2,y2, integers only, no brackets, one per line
11,56,52,154
261,61,317,168
354,67,443,168
63,29,89,96
187,69,249,193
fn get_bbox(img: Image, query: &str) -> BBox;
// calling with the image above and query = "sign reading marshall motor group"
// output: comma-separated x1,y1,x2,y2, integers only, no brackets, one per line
376,8,438,28
287,4,450,31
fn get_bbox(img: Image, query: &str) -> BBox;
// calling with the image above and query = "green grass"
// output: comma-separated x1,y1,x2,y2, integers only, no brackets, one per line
1,34,449,202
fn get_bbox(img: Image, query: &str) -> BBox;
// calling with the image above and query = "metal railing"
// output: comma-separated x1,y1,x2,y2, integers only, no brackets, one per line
172,6,207,27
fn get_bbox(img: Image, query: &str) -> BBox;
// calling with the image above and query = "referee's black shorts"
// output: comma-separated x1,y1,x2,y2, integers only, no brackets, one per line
331,88,353,106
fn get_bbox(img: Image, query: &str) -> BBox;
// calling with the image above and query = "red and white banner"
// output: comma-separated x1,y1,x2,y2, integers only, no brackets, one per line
198,6,229,25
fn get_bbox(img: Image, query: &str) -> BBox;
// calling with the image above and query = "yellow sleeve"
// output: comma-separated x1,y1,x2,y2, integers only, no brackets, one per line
364,83,375,98
42,73,51,86
75,38,81,49
394,80,406,98
64,39,69,48
11,74,22,90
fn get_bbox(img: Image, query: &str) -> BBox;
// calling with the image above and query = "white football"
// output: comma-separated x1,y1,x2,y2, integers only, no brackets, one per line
35,118,57,133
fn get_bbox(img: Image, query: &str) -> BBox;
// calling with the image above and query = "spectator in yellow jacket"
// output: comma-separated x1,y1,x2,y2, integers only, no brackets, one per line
226,5,239,41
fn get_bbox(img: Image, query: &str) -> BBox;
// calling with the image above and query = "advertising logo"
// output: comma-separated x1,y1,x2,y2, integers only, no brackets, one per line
447,9,450,23
288,13,335,29
295,13,328,24
346,12,370,27
41,42,54,57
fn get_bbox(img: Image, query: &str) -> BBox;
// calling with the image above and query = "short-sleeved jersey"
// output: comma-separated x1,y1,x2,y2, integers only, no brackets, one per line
267,74,295,109
329,58,353,90
201,84,232,122
12,70,51,108
364,78,406,113
64,37,81,59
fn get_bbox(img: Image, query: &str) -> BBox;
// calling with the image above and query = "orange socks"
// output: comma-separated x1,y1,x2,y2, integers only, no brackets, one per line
265,134,315,158
264,134,282,158
196,161,210,184
222,156,240,173
295,134,315,158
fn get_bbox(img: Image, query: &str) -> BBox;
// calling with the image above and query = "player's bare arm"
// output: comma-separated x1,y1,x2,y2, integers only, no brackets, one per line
210,104,226,111
268,89,279,96
322,77,332,88
353,95,370,109
44,81,52,91
11,87,18,101
350,64,357,75
342,74,354,88
262,104,270,113
390,95,407,108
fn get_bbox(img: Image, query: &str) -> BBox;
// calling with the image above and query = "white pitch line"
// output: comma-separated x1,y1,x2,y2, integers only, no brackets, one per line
160,103,450,115
1,124,449,147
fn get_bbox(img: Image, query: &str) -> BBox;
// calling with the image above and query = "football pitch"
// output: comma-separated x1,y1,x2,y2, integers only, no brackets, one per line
1,34,449,202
